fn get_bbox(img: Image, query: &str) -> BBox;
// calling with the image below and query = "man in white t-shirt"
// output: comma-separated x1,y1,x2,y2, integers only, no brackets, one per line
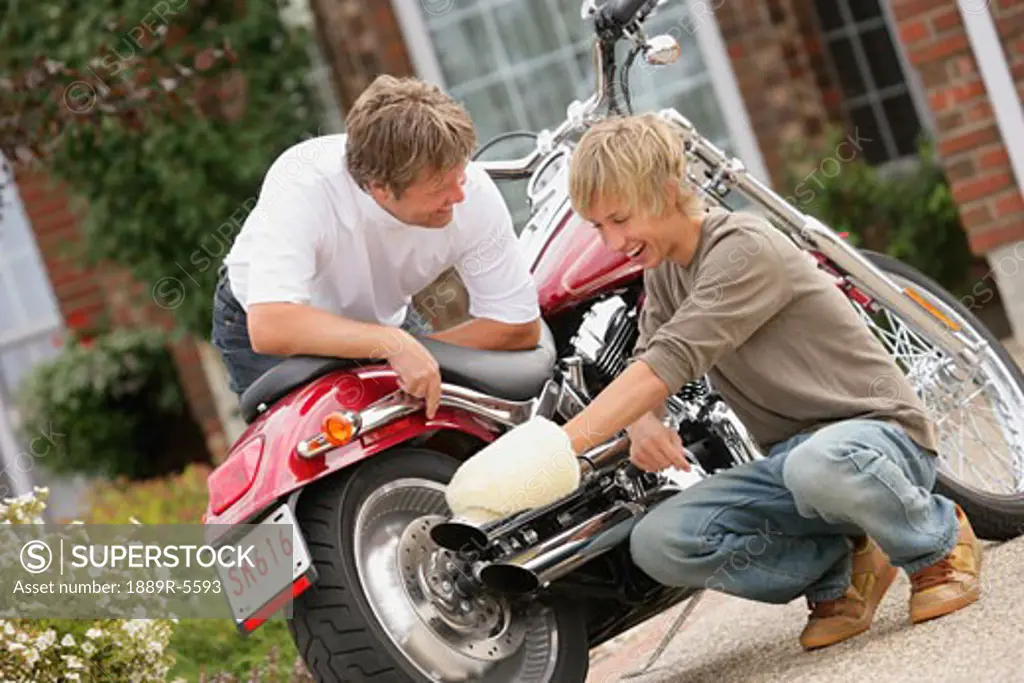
211,75,541,417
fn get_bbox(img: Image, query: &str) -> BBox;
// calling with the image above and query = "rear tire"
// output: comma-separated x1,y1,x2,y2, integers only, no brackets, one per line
288,447,591,682
864,251,1024,540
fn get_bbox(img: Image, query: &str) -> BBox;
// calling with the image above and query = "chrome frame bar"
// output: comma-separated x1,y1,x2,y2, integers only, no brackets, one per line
295,384,536,459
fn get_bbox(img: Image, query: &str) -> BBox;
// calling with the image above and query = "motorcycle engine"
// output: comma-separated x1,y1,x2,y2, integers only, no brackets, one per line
570,295,709,399
570,295,639,386
569,294,754,474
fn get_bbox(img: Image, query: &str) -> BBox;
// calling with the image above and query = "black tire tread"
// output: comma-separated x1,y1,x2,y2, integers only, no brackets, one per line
288,459,407,683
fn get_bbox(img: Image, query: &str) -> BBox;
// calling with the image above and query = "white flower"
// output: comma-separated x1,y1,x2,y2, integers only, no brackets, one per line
35,630,56,650
6,642,24,652
66,674,80,682
61,633,75,647
81,642,95,656
15,632,27,643
121,619,145,638
22,647,39,665
84,628,103,640
63,654,84,669
3,622,13,636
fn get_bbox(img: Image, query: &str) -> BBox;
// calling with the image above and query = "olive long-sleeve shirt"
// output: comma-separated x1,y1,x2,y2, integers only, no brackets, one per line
633,207,938,454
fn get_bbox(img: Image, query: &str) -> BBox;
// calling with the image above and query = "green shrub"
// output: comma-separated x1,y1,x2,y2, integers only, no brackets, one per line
3,1,322,335
80,462,212,524
782,127,975,296
15,327,209,480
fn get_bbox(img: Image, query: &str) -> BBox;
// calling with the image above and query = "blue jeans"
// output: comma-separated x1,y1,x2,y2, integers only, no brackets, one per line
210,267,434,397
629,419,959,603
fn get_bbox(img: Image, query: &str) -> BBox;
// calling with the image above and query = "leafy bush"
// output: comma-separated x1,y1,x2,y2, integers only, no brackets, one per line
15,327,209,480
0,488,178,682
782,127,975,295
3,0,322,335
81,462,212,524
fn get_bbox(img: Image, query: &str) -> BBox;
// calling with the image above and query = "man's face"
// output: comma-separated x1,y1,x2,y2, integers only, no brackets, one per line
586,194,681,269
371,163,468,228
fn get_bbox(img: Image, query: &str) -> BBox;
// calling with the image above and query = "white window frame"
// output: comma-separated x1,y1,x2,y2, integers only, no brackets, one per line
388,0,769,183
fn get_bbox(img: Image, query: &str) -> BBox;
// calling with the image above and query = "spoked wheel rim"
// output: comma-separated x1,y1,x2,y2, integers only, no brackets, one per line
352,478,561,683
854,274,1024,496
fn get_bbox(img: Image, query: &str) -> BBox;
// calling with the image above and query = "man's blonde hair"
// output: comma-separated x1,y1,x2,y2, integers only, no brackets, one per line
346,75,477,197
568,113,702,220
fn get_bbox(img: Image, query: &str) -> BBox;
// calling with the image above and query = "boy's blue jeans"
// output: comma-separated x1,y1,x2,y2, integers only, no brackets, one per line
629,418,959,604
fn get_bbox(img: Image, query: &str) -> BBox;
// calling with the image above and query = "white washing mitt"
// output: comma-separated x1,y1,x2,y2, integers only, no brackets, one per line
445,416,582,524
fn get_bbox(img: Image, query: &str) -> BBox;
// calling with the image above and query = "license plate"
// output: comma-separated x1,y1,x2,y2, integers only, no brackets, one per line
218,504,312,623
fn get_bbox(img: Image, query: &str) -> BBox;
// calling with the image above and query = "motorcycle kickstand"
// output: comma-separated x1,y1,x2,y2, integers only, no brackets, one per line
620,589,706,680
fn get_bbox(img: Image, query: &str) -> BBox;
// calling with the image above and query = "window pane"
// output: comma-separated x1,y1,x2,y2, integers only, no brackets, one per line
849,105,889,165
814,0,845,32
460,83,520,141
848,0,882,22
431,13,499,88
860,26,905,90
882,93,923,157
0,216,31,255
514,62,578,131
558,0,595,45
828,37,867,99
0,270,21,333
8,256,60,327
493,0,562,65
1,344,34,393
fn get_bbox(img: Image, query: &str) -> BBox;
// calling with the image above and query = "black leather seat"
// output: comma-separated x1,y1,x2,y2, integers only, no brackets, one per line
238,321,557,424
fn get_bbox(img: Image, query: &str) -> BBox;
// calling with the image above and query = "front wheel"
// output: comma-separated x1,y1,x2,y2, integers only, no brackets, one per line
860,251,1024,540
288,447,591,683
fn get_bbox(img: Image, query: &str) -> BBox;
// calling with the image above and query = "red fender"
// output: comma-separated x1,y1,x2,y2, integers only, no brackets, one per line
203,366,502,526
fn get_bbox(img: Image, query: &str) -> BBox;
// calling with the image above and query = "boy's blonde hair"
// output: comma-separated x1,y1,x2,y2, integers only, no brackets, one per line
568,113,703,220
346,75,477,197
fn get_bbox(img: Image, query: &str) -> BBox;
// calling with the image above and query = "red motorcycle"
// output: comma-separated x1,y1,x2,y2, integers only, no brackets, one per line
204,1,1024,680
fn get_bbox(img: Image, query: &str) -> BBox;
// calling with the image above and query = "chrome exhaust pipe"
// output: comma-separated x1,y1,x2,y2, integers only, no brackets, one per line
431,435,634,552
478,501,645,594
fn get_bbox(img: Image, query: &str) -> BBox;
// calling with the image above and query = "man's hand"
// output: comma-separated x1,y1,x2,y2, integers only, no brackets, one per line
386,330,442,418
627,411,690,473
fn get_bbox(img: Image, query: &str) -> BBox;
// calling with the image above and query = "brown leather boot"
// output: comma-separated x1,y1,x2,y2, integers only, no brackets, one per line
800,536,898,651
909,504,982,624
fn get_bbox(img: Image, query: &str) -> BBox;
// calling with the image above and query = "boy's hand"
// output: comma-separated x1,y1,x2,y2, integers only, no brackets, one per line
627,411,690,472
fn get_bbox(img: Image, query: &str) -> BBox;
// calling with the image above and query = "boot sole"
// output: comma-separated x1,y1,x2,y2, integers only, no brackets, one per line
800,564,899,651
910,540,984,624
910,585,980,624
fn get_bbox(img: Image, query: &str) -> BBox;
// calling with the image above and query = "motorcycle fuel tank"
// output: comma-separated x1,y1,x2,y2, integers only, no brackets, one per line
522,165,643,316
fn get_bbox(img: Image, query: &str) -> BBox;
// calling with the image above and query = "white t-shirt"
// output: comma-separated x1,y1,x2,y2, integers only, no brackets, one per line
223,134,540,328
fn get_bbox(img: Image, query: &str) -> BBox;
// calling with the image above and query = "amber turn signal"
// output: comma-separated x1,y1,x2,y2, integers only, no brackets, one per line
322,412,356,446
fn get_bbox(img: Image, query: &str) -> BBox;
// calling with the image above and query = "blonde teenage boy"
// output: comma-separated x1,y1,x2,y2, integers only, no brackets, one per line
446,113,981,650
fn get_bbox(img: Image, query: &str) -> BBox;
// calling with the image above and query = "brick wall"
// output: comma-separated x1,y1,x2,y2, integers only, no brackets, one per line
17,172,108,333
713,0,843,186
14,169,228,462
891,0,1024,255
310,0,415,109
